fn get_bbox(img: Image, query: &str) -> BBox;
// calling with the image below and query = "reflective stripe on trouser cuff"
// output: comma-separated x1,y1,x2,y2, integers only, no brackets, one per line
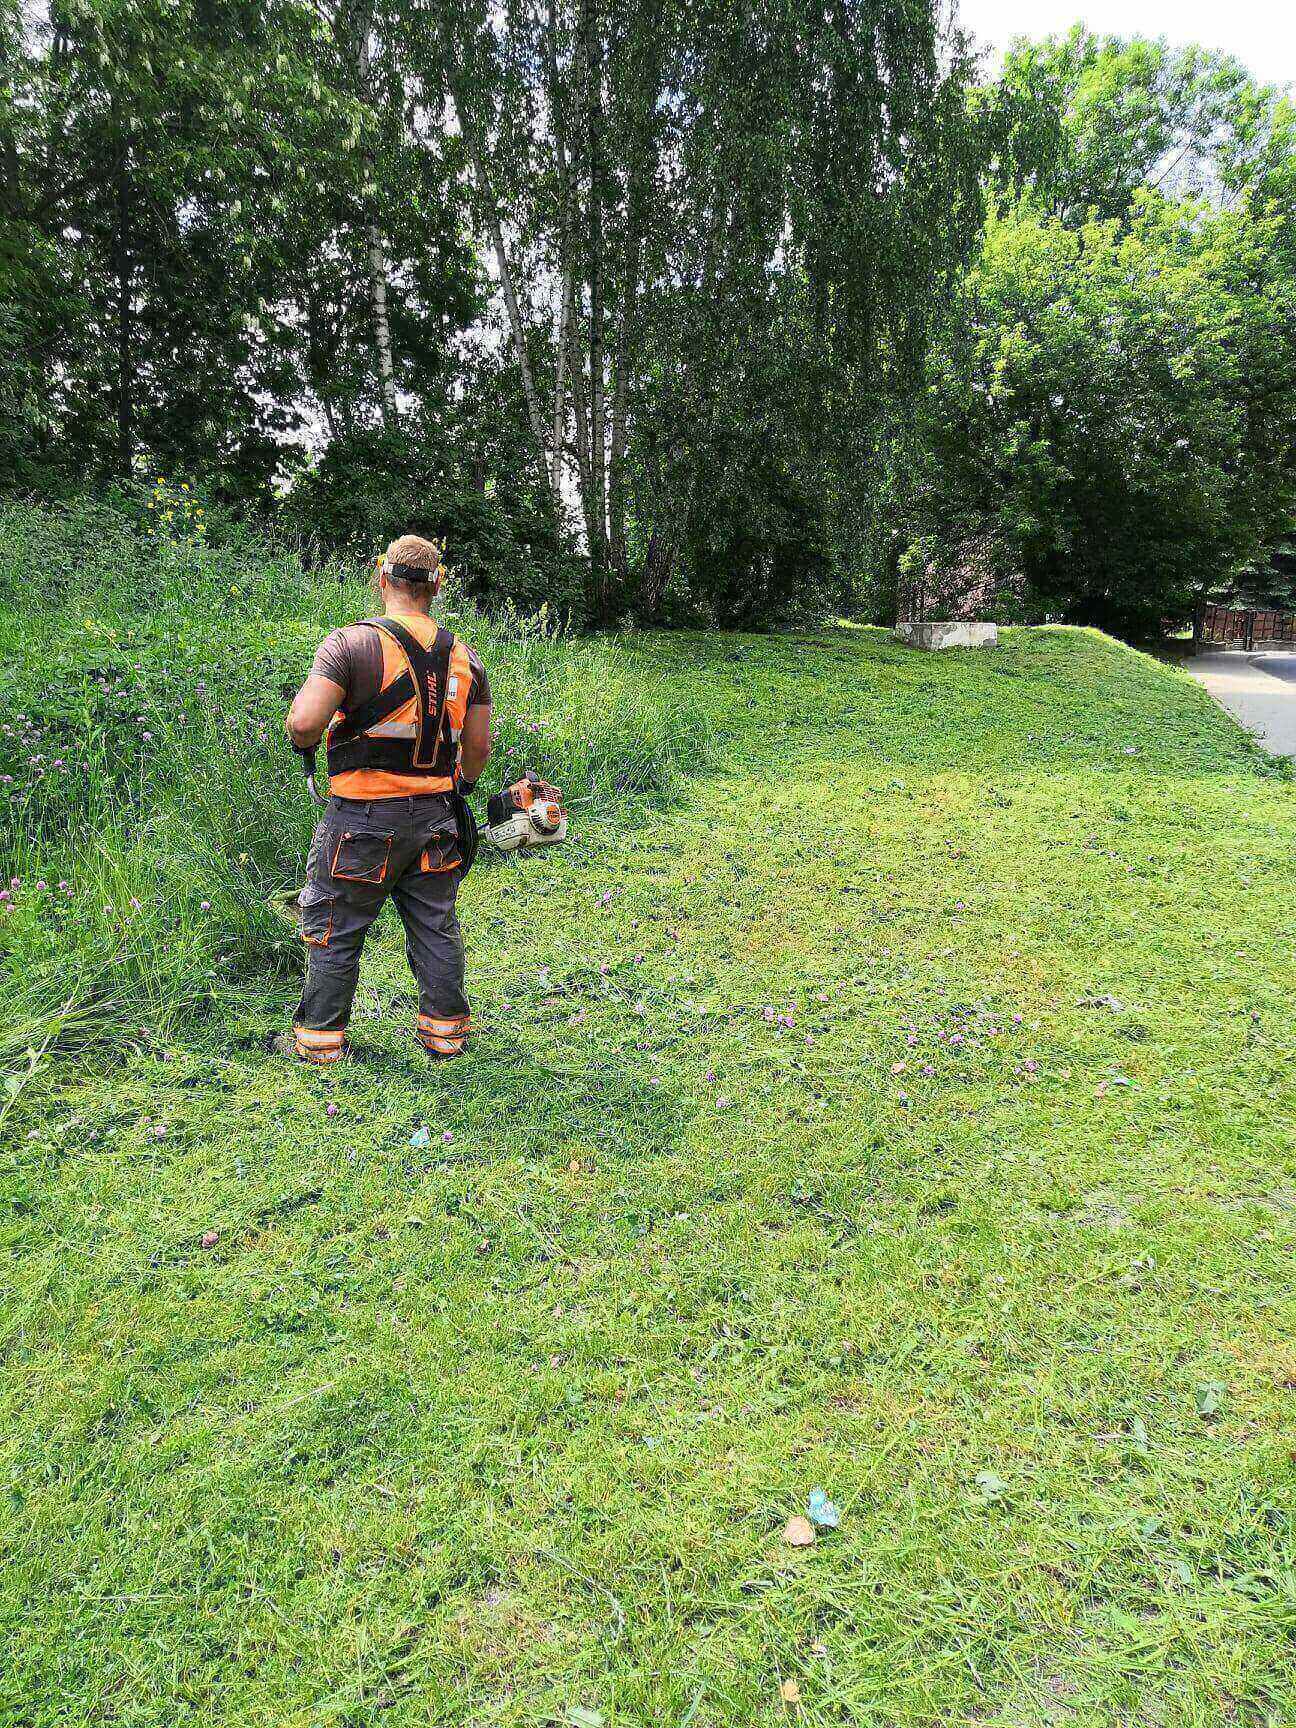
294,1025,346,1063
416,1013,469,1055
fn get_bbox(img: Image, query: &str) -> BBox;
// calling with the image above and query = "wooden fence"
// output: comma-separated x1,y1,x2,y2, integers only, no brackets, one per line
1194,603,1296,651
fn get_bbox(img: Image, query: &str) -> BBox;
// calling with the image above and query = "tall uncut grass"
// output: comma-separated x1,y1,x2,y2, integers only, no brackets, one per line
0,499,710,1059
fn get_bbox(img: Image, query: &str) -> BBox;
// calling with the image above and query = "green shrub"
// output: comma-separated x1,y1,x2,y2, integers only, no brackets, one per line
277,426,588,620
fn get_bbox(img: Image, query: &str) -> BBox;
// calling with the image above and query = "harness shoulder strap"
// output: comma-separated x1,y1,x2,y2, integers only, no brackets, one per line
325,620,411,748
370,618,455,767
328,670,415,746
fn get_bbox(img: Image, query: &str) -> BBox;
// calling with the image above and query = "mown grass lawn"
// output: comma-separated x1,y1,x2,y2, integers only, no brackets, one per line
3,624,1295,1727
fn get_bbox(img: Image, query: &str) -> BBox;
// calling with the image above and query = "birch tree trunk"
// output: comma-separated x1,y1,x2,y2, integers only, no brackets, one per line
357,15,398,426
581,0,608,613
368,224,398,424
115,142,132,478
434,4,554,493
566,268,597,556
607,20,663,583
543,0,580,504
608,139,649,580
551,267,570,495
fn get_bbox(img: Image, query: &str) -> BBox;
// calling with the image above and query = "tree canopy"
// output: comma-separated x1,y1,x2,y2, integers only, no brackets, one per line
908,30,1296,633
1,8,1294,632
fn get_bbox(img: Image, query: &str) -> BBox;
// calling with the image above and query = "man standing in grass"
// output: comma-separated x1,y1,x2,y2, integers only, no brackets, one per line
279,534,493,1063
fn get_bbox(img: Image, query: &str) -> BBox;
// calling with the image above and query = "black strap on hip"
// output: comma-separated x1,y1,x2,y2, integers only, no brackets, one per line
452,790,480,877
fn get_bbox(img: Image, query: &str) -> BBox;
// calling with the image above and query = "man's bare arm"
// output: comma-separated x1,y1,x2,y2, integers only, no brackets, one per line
286,674,345,750
460,703,492,785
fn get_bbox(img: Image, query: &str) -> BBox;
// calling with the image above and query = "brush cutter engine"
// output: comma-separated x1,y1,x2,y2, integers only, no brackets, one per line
292,748,566,858
485,771,567,853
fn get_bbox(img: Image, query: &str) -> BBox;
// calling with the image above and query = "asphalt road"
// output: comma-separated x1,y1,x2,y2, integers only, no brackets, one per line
1186,651,1296,755
1250,654,1296,685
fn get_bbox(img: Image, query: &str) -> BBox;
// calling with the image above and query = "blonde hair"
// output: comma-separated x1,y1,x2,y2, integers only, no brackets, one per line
383,533,442,577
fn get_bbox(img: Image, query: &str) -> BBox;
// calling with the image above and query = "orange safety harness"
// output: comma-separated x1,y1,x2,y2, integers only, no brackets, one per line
325,612,473,799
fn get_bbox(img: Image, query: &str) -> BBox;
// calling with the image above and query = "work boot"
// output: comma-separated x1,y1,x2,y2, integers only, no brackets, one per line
416,1013,469,1059
422,1041,466,1062
270,1029,349,1064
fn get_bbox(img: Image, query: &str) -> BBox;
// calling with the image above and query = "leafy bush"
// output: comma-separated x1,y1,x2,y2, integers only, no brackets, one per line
902,35,1296,637
278,425,588,621
0,500,711,1059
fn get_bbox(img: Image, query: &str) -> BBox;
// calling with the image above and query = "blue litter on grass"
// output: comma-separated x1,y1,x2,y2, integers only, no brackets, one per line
807,1487,840,1529
409,1125,431,1149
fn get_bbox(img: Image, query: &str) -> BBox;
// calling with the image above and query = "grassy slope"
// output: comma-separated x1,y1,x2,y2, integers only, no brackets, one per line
3,625,1295,1728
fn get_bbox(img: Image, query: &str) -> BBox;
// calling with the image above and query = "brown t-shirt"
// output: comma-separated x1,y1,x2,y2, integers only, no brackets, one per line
312,620,491,717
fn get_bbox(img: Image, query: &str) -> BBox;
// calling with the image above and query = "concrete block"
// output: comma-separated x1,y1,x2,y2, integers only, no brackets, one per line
894,621,999,650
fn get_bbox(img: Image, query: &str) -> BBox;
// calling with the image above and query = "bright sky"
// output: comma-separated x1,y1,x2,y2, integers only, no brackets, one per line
957,0,1296,88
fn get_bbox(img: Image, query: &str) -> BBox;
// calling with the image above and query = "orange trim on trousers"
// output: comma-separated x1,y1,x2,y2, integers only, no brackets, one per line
417,1012,469,1057
293,1025,347,1063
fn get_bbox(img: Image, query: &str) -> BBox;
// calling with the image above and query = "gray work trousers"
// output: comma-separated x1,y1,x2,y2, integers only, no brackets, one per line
294,794,469,1054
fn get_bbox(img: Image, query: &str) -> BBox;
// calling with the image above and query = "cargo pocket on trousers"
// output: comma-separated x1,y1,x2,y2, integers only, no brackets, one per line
299,883,337,947
330,828,393,884
419,830,462,874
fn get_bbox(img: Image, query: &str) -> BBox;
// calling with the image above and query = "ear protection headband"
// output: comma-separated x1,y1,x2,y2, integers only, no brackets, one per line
376,553,442,587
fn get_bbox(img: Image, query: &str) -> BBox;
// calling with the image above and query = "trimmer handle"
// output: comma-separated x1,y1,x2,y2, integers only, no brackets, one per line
295,745,327,805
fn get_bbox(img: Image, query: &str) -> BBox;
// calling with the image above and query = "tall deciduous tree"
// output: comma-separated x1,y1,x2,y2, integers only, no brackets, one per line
417,0,985,620
2,1,348,488
908,38,1296,633
0,0,478,496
